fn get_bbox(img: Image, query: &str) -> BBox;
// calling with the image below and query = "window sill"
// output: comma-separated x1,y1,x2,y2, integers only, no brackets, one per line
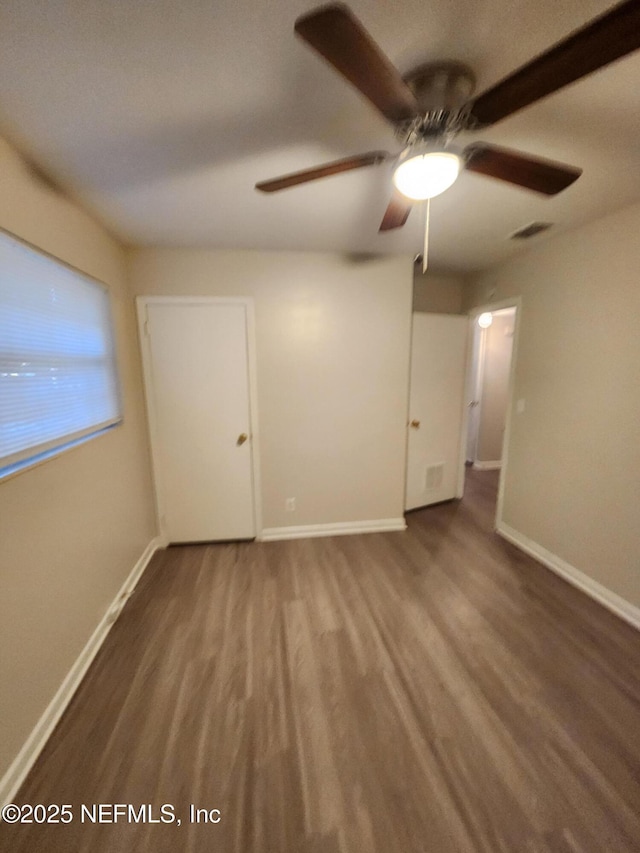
0,421,122,484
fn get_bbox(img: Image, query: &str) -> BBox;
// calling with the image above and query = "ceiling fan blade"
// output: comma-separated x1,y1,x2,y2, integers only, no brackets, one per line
294,3,419,124
464,144,582,195
379,192,413,231
469,0,640,126
255,151,389,193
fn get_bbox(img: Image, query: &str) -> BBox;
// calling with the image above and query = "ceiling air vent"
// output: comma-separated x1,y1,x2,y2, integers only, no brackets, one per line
510,221,553,240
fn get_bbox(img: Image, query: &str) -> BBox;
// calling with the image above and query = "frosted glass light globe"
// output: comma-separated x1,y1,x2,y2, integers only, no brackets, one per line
478,312,493,328
393,151,461,200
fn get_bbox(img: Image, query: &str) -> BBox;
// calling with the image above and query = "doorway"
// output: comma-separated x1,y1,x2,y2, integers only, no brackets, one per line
463,299,520,527
405,312,468,511
137,297,260,543
466,306,517,470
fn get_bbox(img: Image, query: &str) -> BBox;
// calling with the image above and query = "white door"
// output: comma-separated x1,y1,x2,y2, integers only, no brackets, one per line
405,313,468,511
140,299,257,543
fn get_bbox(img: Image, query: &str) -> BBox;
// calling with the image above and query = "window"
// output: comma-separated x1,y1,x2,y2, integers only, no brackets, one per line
0,229,122,479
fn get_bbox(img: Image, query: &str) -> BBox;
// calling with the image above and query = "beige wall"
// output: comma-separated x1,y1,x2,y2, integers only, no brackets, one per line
413,269,466,314
477,312,515,463
465,201,640,609
129,249,413,530
0,138,157,783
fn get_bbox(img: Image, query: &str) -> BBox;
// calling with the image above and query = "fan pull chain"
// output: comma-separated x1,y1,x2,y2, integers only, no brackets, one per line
422,197,430,274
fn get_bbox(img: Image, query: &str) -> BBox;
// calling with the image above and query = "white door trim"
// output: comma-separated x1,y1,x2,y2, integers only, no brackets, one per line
136,296,262,542
461,297,522,530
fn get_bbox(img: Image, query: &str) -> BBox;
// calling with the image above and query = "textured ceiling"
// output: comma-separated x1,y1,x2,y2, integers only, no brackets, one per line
1,0,639,272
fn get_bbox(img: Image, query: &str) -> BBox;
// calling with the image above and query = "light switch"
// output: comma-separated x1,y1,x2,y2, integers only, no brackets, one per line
516,398,526,414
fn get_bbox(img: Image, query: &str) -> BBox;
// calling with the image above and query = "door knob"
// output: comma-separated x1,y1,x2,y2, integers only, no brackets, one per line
236,433,248,446
409,419,420,429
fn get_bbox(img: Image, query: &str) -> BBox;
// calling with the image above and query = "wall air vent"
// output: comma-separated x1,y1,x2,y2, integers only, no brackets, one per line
510,221,553,240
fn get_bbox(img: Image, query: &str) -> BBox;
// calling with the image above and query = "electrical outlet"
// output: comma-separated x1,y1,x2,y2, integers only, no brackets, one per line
285,498,296,512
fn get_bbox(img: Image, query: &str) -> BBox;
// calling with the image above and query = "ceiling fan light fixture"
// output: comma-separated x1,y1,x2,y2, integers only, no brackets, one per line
393,151,461,200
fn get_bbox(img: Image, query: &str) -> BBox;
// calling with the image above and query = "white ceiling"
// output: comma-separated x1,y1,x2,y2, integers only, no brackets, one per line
1,0,639,272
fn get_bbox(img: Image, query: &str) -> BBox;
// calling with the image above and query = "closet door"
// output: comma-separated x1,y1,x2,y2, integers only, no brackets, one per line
139,299,257,542
405,313,468,511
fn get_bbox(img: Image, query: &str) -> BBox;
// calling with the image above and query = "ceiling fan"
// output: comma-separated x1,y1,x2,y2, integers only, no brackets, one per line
255,0,640,233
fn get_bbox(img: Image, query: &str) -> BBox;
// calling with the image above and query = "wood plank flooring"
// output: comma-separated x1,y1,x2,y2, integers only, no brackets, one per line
3,469,640,852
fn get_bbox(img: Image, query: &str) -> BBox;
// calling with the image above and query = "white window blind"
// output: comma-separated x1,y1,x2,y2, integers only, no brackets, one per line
0,230,122,475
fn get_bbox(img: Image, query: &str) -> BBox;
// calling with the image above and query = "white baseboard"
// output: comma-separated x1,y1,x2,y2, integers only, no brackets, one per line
498,523,640,631
259,517,406,542
473,460,502,470
0,536,163,807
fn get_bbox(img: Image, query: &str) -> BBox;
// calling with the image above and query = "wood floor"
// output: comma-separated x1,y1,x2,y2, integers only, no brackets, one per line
3,470,640,852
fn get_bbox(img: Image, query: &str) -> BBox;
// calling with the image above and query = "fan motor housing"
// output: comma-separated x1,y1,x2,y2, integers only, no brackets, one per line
398,61,476,144
403,61,476,112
